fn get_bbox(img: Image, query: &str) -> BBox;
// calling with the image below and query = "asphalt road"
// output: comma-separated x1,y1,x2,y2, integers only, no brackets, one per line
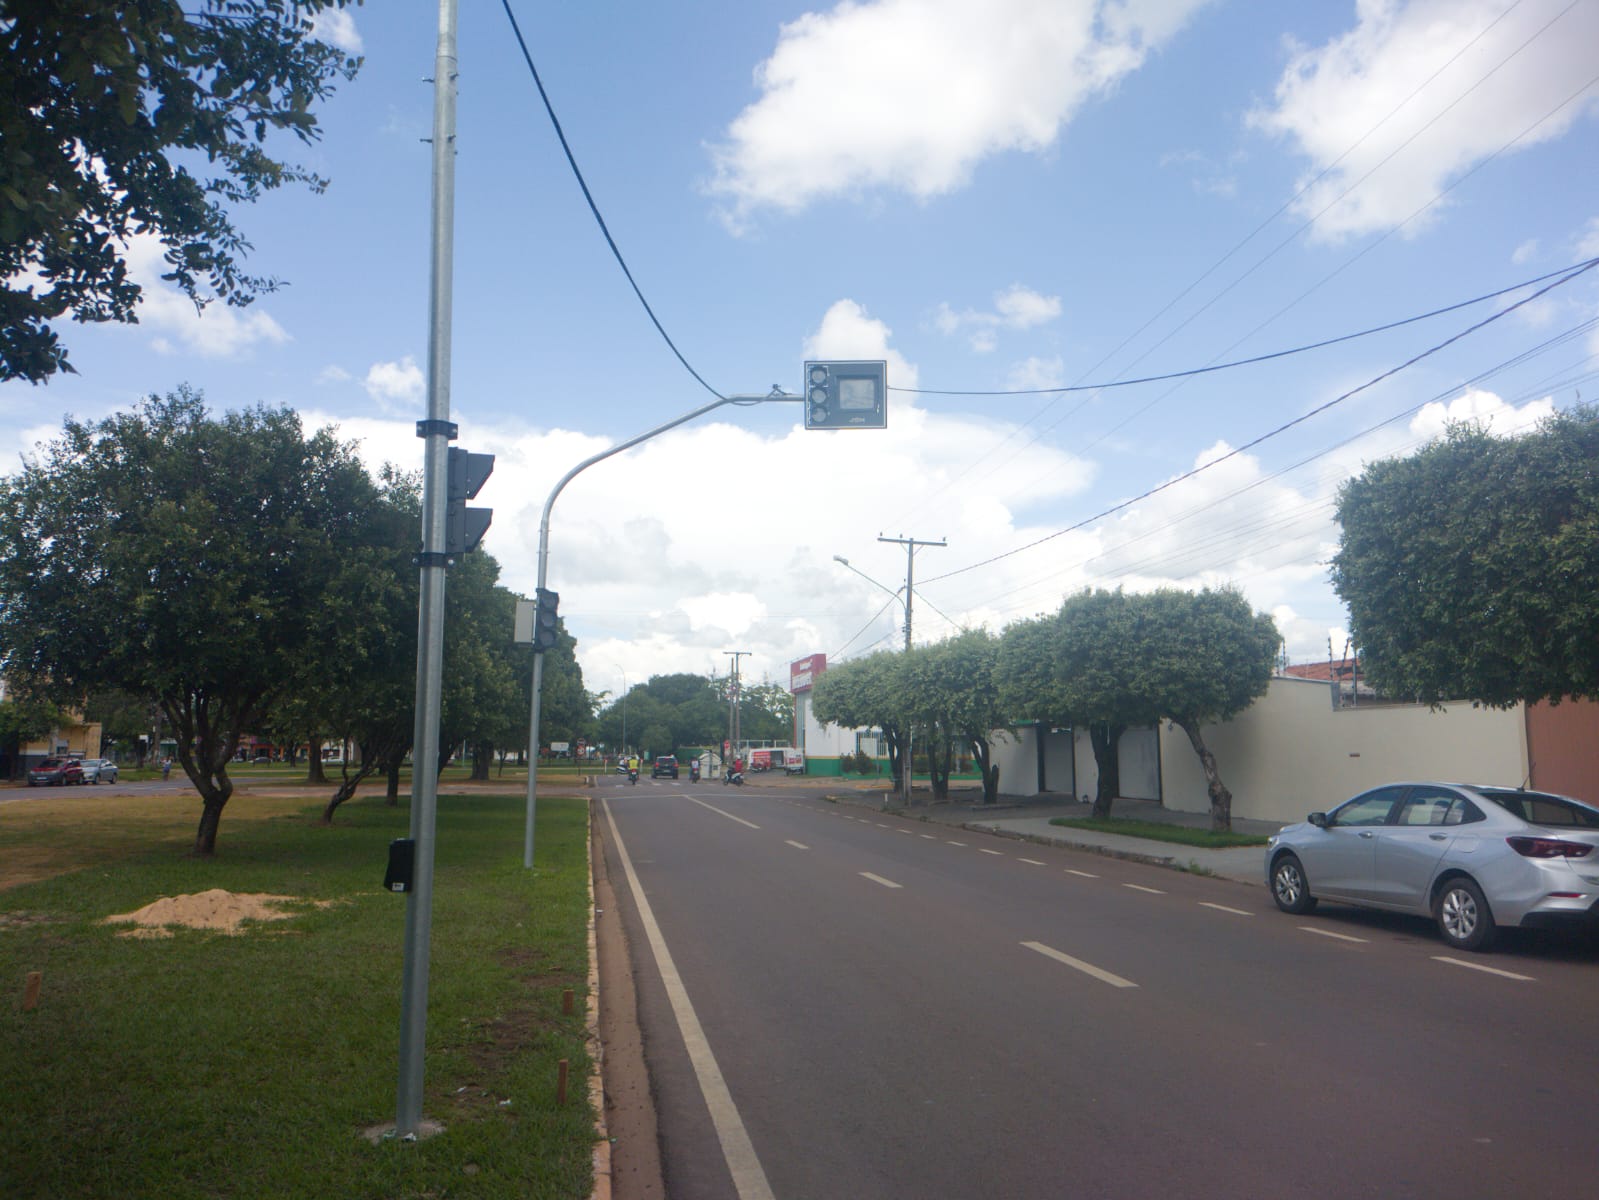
596,776,1599,1200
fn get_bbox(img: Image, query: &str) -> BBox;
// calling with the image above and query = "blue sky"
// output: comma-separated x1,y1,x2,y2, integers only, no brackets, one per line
5,0,1598,703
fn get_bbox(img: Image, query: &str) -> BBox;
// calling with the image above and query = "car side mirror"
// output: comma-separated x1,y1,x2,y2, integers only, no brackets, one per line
1308,811,1328,829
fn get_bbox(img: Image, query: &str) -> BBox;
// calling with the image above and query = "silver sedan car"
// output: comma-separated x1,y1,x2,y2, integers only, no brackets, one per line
1266,782,1599,951
79,758,119,784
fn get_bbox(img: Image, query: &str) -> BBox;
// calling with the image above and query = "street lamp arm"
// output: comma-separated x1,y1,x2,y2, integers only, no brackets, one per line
831,555,906,608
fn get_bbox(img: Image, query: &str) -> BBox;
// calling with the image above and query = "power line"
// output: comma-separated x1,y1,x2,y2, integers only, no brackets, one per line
920,257,1599,587
499,0,725,402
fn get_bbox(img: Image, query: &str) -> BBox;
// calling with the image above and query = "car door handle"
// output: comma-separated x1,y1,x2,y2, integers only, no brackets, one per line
1359,830,1375,838
1429,833,1447,841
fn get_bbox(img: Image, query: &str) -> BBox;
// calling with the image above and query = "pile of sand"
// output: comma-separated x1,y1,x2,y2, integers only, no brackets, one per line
104,889,305,938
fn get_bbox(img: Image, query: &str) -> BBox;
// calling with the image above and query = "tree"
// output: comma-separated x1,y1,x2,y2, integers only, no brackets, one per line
908,630,1006,804
811,652,910,789
1,1,362,383
1122,588,1279,831
0,388,383,854
0,694,64,781
1332,407,1599,707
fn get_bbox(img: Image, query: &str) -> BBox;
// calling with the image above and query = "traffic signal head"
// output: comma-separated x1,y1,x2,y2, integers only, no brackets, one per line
803,360,887,429
445,447,494,554
533,587,560,653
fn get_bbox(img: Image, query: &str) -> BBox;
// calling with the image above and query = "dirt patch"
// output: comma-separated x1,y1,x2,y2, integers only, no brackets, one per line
103,889,324,938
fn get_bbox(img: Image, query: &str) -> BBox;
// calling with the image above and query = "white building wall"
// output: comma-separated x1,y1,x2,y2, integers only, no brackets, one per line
1159,676,1529,825
990,726,1039,796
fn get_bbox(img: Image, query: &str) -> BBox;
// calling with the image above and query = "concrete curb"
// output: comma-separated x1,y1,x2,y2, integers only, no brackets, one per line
586,808,612,1200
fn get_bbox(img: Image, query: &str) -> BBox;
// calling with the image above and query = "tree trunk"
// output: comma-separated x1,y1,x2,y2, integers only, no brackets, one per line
322,779,360,824
1088,722,1124,819
471,741,491,781
385,758,402,805
969,736,1000,804
1177,717,1233,832
192,784,231,856
306,736,328,784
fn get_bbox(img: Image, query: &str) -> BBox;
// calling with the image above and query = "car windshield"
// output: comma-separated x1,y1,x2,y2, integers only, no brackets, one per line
1477,788,1599,828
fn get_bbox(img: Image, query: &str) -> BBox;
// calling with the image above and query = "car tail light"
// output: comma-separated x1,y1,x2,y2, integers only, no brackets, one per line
1506,836,1594,859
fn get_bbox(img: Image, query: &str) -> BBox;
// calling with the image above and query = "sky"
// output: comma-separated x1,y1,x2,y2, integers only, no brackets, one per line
5,0,1599,707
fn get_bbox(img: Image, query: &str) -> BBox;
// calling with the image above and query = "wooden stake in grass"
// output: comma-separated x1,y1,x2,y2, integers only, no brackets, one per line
22,971,42,1012
562,987,574,1015
557,1058,569,1105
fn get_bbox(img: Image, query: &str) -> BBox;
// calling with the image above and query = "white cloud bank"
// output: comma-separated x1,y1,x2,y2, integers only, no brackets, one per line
125,235,289,358
1249,0,1599,240
706,0,1214,227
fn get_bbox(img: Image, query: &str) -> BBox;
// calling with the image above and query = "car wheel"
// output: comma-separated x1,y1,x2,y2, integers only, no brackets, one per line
1270,853,1317,914
1435,877,1496,952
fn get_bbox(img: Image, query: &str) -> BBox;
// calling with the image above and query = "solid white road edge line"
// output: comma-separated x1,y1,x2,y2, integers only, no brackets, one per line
1021,941,1138,989
860,872,903,889
600,800,777,1200
1432,955,1535,981
685,795,761,829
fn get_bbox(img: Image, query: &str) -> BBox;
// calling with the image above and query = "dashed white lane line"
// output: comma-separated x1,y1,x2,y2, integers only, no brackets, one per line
1018,858,1046,866
860,872,903,889
684,796,761,829
785,840,810,851
1199,902,1253,916
1022,941,1138,989
1300,926,1368,944
920,834,938,840
979,848,1004,856
1433,956,1535,982
1065,869,1098,878
1123,883,1166,895
876,823,892,829
945,840,967,847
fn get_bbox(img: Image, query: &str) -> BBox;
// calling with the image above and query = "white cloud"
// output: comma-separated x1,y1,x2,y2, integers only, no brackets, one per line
124,235,289,358
362,356,425,411
934,284,1062,351
1007,356,1066,391
1248,0,1599,240
310,9,363,53
706,0,1213,227
1511,238,1539,264
1578,217,1599,259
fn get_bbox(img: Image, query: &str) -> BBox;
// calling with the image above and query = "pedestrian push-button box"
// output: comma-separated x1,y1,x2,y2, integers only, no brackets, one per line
385,838,416,893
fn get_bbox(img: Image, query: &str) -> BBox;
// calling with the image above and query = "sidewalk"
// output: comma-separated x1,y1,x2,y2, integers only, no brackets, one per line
813,783,1279,886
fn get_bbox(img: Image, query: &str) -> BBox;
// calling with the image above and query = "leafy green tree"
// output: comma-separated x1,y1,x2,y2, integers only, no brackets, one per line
811,652,910,788
83,688,157,760
1122,588,1279,831
0,694,64,780
905,630,1006,804
1,1,362,382
0,388,381,855
1052,589,1154,819
1332,407,1599,706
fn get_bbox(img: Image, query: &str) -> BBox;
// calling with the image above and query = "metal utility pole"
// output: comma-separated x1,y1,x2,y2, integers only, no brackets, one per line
877,534,945,805
725,651,750,772
394,0,458,1141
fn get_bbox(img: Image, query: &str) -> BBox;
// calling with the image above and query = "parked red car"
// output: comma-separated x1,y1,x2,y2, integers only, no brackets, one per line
28,757,85,786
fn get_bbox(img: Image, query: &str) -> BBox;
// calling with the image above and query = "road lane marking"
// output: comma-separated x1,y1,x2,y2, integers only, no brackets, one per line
601,801,776,1200
876,823,892,829
1433,956,1535,981
920,834,938,840
945,840,967,847
1019,858,1046,866
1065,869,1098,878
1199,902,1253,916
1022,941,1138,989
860,872,903,889
979,848,1004,856
684,796,761,829
1123,883,1166,895
1299,926,1368,943
784,840,810,851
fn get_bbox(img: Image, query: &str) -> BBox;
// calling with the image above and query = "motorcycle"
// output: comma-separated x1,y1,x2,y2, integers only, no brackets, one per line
722,767,744,786
689,761,701,782
627,767,639,785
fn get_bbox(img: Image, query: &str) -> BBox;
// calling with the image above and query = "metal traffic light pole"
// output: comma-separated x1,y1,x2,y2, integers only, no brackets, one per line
522,389,799,868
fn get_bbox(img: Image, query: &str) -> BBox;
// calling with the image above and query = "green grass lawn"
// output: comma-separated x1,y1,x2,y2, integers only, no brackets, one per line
1,792,595,1200
1048,815,1271,849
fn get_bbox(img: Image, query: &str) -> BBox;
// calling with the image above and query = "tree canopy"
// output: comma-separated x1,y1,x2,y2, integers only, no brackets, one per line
0,388,385,853
1,1,361,382
1332,407,1599,707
